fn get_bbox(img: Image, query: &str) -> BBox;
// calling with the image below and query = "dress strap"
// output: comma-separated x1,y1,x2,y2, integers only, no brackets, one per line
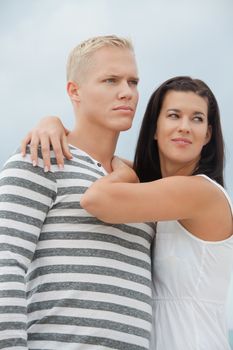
196,174,233,215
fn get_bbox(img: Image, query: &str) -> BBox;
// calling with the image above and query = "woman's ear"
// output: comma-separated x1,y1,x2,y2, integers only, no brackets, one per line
204,124,212,145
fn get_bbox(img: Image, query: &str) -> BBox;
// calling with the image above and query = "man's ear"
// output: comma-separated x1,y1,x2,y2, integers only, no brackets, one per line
67,81,80,102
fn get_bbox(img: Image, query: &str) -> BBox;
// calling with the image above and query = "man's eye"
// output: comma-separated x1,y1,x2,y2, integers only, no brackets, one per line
129,80,138,86
105,78,116,83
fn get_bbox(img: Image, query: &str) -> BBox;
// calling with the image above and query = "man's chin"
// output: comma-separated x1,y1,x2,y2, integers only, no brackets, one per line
114,119,133,132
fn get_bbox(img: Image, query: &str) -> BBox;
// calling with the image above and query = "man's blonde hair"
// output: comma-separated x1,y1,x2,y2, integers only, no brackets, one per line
66,35,134,83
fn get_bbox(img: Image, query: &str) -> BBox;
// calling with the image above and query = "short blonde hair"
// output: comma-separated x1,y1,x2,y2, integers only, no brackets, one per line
66,35,134,83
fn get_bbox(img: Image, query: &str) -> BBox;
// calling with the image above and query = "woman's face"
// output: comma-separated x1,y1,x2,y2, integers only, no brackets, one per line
155,90,212,176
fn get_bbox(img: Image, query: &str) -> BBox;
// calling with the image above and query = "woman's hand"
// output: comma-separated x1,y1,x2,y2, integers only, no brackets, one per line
21,116,72,171
111,156,139,183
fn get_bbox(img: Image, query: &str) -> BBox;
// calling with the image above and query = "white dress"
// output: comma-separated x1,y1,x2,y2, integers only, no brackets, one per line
151,175,233,350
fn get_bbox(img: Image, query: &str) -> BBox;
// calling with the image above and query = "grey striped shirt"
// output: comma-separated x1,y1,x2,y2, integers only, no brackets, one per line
0,146,155,350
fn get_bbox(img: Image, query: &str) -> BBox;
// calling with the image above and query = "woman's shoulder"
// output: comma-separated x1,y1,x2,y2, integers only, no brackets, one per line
177,174,233,241
195,174,232,215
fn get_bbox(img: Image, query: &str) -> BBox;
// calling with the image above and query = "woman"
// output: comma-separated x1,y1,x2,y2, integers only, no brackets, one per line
22,76,233,349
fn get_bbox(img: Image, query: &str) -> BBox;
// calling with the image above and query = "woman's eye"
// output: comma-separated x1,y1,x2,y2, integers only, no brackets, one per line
168,113,179,119
193,115,204,122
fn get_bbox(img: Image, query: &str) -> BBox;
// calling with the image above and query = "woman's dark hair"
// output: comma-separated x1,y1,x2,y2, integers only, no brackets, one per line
133,76,225,186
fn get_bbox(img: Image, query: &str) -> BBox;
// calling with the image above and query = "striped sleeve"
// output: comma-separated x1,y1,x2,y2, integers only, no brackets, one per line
0,150,57,349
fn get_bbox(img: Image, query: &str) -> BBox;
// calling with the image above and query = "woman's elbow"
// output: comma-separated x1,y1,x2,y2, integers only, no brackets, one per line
80,190,114,224
80,190,110,222
80,190,97,213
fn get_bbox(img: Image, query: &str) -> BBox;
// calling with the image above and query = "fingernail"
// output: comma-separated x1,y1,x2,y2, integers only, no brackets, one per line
58,164,64,170
21,153,25,158
44,166,49,172
32,160,37,167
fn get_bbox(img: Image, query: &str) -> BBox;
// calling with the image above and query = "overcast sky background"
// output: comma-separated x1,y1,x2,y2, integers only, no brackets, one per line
0,0,233,331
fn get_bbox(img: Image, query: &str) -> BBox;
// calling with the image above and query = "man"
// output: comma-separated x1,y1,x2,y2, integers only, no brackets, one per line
0,35,155,349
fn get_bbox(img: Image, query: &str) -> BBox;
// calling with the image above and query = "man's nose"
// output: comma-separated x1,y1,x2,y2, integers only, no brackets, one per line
118,81,133,99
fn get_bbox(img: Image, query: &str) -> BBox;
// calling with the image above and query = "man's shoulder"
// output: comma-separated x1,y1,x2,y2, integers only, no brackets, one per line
2,146,56,182
0,147,57,201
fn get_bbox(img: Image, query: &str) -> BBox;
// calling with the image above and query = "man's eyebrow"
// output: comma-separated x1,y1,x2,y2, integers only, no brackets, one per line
104,74,139,81
129,76,139,81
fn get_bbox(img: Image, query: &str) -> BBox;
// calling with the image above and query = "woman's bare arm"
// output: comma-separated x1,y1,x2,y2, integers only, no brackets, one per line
81,168,232,241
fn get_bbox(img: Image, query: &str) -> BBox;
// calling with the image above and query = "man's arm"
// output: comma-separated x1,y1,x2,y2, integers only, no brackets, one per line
0,147,57,348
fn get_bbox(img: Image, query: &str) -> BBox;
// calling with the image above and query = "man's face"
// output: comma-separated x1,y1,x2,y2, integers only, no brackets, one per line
75,46,139,133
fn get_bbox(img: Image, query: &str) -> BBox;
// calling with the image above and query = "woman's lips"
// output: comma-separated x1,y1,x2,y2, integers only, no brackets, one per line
171,138,192,144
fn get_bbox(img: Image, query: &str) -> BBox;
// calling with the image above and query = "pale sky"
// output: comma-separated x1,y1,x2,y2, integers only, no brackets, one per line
0,0,233,329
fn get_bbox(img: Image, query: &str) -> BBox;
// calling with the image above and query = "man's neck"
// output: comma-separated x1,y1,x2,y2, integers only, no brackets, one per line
67,126,119,174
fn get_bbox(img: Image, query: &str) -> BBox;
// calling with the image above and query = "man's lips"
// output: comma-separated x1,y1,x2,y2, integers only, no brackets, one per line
171,138,192,144
113,106,134,111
